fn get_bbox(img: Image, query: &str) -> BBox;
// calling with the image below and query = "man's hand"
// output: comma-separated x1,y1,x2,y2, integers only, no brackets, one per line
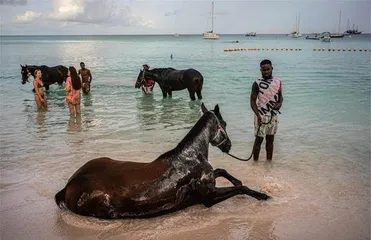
257,116,263,125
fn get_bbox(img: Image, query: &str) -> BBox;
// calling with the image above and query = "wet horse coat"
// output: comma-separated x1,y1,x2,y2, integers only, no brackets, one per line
55,104,270,219
135,68,204,100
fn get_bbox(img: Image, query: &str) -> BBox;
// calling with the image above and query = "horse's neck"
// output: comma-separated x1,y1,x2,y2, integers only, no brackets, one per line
176,114,216,161
148,68,171,80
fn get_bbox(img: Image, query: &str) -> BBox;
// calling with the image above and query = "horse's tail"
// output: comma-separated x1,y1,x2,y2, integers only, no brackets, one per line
55,187,67,208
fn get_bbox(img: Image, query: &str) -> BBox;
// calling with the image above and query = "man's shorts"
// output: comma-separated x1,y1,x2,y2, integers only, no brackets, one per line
254,114,278,137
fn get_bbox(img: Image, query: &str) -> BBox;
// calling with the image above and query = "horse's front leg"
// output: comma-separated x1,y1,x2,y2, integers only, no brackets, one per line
188,89,196,101
195,181,270,208
213,168,242,186
161,88,167,98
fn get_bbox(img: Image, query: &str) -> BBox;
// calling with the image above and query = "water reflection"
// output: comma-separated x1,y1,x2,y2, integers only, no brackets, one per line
35,110,48,136
136,96,201,131
83,93,93,107
67,115,82,132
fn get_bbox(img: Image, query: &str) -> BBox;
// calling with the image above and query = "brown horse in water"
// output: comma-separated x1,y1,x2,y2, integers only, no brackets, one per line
55,104,270,219
135,68,204,100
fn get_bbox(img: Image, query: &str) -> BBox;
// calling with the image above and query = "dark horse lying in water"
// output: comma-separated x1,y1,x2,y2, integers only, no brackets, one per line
135,67,204,100
20,64,68,90
55,103,270,219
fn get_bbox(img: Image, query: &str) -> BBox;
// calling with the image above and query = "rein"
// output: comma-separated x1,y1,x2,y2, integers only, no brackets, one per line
226,110,280,162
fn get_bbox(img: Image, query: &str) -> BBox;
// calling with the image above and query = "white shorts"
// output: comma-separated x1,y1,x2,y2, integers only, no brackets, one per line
254,115,278,137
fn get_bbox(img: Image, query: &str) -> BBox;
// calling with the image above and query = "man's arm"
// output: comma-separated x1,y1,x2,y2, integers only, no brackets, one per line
78,69,81,75
250,82,262,125
273,83,283,110
88,70,93,83
88,70,92,83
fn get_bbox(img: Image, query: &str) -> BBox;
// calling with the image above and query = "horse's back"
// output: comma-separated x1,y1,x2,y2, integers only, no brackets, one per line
62,157,175,218
67,157,169,187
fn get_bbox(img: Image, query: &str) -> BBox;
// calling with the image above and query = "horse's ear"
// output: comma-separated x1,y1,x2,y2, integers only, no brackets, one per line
201,103,208,113
214,104,220,115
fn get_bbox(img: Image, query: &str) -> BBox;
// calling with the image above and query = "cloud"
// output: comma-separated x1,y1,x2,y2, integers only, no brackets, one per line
16,11,41,22
15,0,152,27
0,0,26,5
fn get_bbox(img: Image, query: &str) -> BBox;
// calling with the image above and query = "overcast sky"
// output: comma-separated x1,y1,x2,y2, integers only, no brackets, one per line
0,0,370,35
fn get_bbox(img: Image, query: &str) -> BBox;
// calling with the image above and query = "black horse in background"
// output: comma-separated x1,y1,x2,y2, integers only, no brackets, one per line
136,68,204,100
20,65,68,90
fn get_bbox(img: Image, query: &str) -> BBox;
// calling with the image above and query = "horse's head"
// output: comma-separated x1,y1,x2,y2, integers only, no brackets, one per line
20,65,32,84
201,103,231,153
135,69,145,88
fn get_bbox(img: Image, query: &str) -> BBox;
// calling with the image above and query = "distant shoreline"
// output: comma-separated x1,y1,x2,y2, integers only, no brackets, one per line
1,33,370,37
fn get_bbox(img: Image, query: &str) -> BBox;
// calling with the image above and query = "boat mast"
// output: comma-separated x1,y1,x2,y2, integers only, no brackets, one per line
338,11,342,33
211,1,214,32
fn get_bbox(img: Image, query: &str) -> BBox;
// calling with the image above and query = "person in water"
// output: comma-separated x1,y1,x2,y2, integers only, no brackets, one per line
78,62,92,93
250,59,283,161
65,66,82,117
33,69,47,110
141,64,155,94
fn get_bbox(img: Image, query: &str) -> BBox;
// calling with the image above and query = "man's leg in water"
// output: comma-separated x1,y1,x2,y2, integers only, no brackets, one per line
253,136,264,161
266,135,274,160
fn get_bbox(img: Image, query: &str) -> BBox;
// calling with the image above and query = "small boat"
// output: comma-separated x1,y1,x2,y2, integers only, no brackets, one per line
344,19,362,35
330,33,344,38
320,32,331,42
245,32,256,37
291,14,302,38
305,34,321,40
203,1,219,40
321,36,331,42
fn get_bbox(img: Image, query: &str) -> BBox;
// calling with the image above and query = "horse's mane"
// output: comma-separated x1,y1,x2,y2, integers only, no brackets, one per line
158,111,216,159
151,68,176,72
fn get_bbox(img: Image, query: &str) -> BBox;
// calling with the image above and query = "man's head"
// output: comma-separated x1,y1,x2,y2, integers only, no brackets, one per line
80,62,85,69
143,64,150,71
260,59,273,80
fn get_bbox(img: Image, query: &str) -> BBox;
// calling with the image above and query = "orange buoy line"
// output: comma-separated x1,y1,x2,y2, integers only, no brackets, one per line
223,48,370,52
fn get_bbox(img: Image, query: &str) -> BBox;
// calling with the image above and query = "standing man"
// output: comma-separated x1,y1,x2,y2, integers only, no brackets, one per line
250,59,283,161
78,62,92,94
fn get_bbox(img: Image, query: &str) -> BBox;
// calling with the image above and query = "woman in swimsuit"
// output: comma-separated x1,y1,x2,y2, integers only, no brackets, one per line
33,69,47,110
65,66,82,117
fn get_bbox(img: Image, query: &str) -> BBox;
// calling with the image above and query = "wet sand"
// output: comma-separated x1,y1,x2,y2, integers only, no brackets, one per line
1,149,369,240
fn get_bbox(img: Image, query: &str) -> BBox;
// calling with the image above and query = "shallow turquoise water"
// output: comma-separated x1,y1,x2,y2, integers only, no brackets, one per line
0,34,370,239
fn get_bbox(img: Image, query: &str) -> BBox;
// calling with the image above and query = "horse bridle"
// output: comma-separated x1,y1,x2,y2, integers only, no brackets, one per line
211,125,228,147
23,68,31,83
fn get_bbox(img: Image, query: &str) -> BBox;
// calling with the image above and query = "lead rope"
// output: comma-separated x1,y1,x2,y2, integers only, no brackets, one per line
226,110,279,162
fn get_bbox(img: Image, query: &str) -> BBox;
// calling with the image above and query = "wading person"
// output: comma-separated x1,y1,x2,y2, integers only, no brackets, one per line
65,66,82,117
250,59,283,161
141,64,155,94
33,69,47,110
78,62,92,93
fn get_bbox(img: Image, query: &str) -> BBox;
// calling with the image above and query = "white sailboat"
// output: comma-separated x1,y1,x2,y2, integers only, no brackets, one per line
292,14,302,38
203,1,219,40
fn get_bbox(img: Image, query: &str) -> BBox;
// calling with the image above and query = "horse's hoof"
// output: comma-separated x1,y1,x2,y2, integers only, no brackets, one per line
260,194,271,201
